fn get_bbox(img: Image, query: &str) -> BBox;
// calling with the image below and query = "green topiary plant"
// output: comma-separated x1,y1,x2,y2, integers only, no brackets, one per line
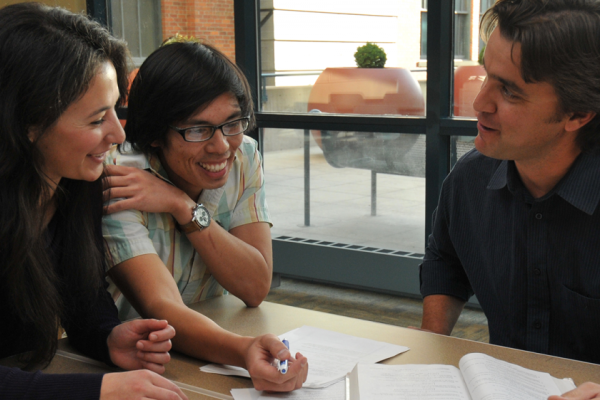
354,42,387,68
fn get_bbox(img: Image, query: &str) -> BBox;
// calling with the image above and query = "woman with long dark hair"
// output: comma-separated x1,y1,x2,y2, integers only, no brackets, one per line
0,3,186,399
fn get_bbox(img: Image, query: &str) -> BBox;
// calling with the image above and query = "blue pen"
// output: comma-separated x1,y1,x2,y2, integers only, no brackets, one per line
278,339,289,374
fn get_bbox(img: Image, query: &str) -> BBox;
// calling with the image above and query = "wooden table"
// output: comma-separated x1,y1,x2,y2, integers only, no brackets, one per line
34,295,600,398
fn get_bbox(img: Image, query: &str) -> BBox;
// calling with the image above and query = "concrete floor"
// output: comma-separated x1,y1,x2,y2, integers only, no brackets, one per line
263,143,426,254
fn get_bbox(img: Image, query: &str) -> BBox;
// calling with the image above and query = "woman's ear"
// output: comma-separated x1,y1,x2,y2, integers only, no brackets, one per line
28,126,41,143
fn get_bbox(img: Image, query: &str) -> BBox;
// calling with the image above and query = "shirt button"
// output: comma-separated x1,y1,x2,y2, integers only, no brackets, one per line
534,268,541,276
534,321,542,329
535,213,543,220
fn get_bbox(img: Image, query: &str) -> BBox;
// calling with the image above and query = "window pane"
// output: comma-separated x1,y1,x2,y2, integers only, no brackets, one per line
140,0,161,57
450,136,476,168
263,128,425,254
260,1,426,117
452,0,488,118
109,0,161,63
420,11,427,60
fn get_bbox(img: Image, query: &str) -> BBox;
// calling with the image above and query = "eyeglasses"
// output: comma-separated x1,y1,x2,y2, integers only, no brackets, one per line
169,116,250,142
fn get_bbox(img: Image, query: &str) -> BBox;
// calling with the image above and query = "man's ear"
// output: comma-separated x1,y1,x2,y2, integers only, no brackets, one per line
150,140,161,148
565,111,596,133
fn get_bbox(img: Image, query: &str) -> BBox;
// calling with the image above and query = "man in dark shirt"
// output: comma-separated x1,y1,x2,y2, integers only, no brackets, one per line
420,1,600,395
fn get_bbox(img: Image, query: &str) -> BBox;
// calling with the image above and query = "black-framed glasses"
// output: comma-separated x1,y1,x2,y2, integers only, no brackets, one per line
169,116,250,142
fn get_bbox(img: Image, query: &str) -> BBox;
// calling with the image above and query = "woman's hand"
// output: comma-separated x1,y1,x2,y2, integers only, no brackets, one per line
107,319,175,374
549,382,600,400
244,334,308,392
100,370,188,400
103,164,193,224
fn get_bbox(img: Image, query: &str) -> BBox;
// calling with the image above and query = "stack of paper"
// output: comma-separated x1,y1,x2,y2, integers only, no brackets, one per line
201,326,409,389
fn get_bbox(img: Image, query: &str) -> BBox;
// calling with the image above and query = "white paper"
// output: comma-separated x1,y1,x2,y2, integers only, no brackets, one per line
349,363,472,400
459,353,574,400
231,380,345,400
201,364,250,377
200,326,409,389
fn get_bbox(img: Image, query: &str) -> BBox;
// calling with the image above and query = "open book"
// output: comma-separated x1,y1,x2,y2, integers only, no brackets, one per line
347,353,576,400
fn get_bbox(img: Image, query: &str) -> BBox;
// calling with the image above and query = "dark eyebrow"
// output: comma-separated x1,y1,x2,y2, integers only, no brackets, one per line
185,109,243,126
482,64,527,98
87,106,112,119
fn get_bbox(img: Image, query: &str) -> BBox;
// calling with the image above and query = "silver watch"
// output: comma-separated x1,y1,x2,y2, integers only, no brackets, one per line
179,203,210,234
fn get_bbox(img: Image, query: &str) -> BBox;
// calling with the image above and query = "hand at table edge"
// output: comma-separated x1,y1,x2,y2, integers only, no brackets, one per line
107,319,175,374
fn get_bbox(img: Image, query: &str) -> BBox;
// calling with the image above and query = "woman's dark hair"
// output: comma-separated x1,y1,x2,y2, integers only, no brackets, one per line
482,0,600,153
124,40,255,155
0,2,129,368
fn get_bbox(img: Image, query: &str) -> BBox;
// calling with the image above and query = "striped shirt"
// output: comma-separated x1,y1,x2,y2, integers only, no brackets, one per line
103,136,271,321
421,149,600,363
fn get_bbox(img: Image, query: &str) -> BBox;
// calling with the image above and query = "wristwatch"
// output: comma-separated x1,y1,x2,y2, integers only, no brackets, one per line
178,203,211,234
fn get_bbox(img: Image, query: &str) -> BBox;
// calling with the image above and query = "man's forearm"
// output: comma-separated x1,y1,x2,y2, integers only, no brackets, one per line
421,294,466,335
186,221,272,307
152,298,254,367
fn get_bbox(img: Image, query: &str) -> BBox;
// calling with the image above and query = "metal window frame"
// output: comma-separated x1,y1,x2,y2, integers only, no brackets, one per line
232,0,478,298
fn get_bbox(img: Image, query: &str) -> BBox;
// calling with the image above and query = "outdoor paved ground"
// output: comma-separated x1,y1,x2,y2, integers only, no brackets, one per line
263,142,426,253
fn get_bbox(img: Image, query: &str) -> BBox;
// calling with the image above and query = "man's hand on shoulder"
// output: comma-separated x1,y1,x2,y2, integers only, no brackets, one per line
549,382,600,400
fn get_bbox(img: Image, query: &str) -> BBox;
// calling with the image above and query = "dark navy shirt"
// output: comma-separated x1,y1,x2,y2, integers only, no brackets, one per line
420,149,600,364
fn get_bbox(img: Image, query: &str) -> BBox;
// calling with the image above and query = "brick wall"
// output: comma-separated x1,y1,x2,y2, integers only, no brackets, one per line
161,0,235,61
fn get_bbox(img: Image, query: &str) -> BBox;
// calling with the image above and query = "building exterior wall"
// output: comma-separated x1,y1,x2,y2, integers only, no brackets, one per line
161,0,235,61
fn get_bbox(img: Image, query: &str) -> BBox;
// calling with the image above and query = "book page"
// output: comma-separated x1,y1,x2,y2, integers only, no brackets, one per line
349,363,472,400
231,380,345,400
459,353,566,400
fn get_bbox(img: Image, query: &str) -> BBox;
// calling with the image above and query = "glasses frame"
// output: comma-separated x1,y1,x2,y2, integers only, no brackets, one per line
169,116,251,142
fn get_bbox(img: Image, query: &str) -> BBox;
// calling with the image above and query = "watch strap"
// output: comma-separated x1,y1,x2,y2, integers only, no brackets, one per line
178,219,203,234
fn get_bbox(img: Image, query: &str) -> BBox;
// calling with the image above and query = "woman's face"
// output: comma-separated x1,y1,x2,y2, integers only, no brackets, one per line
34,62,125,187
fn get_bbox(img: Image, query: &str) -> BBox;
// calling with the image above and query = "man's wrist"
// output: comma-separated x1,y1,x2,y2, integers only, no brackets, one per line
171,196,197,225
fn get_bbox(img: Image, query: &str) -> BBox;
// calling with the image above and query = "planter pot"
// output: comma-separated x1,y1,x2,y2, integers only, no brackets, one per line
307,67,424,117
306,67,425,175
454,65,486,117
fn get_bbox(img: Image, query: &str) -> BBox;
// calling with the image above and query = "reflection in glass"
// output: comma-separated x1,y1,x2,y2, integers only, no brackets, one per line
109,0,161,64
263,128,425,253
450,136,476,168
259,1,426,115
452,0,498,118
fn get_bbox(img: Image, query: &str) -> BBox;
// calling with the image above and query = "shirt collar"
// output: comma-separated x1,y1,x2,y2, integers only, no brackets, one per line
147,153,172,184
487,160,509,190
555,153,600,215
486,153,600,215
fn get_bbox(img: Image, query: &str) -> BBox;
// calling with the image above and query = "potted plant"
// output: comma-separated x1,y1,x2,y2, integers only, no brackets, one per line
308,43,424,117
307,43,424,176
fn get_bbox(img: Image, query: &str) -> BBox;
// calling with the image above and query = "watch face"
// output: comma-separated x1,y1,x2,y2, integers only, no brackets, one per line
193,205,211,228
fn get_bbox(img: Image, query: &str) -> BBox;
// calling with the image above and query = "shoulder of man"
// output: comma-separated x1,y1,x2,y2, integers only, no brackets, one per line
106,144,150,170
237,135,259,157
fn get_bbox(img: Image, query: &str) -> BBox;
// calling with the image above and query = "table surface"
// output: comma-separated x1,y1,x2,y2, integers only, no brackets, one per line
40,295,600,398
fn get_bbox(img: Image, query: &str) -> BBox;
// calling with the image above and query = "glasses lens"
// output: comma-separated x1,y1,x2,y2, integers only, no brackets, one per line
185,126,213,142
222,118,249,136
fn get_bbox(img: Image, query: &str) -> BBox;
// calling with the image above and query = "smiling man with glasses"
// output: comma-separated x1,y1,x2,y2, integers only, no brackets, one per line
101,39,308,392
